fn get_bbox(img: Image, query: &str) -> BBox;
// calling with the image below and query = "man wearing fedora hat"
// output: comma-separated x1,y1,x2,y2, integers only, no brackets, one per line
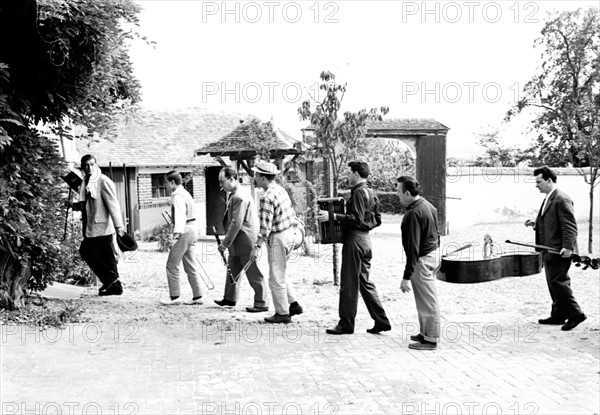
250,160,303,324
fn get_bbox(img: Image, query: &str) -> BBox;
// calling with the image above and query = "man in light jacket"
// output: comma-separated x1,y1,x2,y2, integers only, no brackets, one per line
74,154,125,296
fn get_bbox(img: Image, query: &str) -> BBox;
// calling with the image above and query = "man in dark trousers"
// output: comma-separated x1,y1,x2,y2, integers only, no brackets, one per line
525,166,586,331
215,167,269,312
318,161,391,335
72,154,125,296
397,176,440,350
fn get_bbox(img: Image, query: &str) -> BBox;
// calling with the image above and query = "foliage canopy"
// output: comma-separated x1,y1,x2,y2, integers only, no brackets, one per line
0,0,143,309
506,7,599,252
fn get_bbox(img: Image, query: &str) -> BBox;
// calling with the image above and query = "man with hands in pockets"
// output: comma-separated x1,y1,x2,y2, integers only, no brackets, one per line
397,176,441,350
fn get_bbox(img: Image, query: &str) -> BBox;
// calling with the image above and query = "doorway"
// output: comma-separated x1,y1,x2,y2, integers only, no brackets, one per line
205,166,226,235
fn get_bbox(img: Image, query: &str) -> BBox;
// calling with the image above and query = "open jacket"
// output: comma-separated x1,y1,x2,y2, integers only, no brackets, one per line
221,186,259,256
534,189,578,253
80,174,124,238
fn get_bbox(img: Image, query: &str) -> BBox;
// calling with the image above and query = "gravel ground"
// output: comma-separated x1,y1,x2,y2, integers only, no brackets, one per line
7,216,597,354
56,215,599,354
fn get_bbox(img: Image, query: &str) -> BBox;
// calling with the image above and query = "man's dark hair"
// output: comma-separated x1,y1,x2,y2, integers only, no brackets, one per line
397,176,421,196
80,154,96,166
165,170,182,185
533,166,557,183
256,172,275,182
220,167,238,180
348,161,370,178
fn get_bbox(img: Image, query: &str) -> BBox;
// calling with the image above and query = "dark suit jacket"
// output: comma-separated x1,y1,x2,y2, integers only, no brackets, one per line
221,186,259,256
535,189,578,252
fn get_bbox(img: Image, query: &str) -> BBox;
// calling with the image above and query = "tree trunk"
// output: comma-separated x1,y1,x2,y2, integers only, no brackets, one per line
0,253,31,310
588,183,595,254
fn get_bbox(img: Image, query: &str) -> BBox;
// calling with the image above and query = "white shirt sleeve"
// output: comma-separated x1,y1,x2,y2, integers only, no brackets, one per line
172,194,186,234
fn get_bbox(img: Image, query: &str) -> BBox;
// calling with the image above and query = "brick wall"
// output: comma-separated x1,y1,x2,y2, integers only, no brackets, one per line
193,174,205,202
138,174,152,205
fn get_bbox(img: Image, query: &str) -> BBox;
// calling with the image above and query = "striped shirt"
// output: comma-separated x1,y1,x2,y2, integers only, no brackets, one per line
258,182,295,238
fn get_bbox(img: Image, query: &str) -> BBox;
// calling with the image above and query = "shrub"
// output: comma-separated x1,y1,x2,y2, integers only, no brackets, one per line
378,192,405,215
55,216,93,286
1,127,67,309
148,223,172,253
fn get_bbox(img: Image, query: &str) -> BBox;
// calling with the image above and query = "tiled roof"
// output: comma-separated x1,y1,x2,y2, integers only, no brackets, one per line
196,118,303,156
302,118,449,133
74,108,252,167
366,118,449,132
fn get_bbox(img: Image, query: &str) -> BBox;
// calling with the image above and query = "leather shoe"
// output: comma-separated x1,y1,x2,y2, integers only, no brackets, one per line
325,325,354,335
264,313,291,324
408,341,437,350
561,314,587,331
366,324,391,334
410,334,425,342
184,298,204,305
538,317,565,325
214,299,236,307
289,304,303,316
246,306,269,313
99,280,122,296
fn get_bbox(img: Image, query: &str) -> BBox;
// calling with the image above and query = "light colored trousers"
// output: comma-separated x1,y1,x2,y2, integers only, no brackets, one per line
267,227,297,315
166,223,203,298
412,250,441,343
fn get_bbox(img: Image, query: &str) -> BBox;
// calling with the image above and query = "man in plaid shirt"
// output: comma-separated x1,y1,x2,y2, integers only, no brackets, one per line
250,161,303,324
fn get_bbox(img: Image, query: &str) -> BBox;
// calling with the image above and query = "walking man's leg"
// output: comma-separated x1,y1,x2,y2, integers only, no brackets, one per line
411,254,440,344
338,236,360,331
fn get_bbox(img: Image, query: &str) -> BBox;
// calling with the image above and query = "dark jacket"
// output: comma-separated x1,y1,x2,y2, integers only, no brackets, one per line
534,189,578,253
401,197,439,280
338,182,378,233
222,186,259,256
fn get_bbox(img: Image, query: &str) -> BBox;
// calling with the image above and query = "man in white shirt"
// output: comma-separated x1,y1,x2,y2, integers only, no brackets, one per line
160,171,204,305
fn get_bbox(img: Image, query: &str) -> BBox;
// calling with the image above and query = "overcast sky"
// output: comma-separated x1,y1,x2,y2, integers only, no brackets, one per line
128,0,597,158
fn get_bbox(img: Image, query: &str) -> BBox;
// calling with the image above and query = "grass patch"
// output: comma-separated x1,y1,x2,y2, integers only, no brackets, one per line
0,296,88,329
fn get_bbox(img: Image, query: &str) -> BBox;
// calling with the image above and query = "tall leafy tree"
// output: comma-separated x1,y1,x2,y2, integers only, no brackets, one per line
473,126,529,167
0,0,142,309
339,139,414,191
299,71,389,197
506,7,599,253
299,71,388,284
